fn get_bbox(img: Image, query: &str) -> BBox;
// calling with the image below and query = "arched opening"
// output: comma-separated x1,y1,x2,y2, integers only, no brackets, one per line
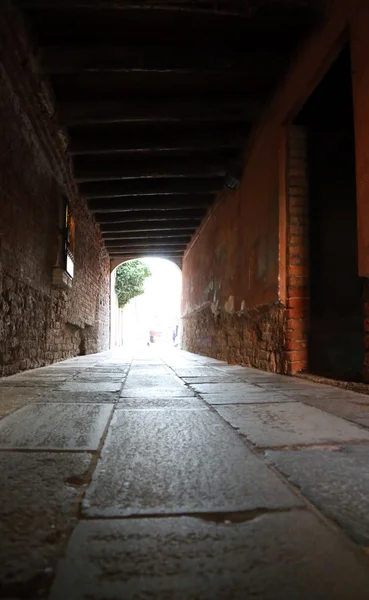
110,257,182,351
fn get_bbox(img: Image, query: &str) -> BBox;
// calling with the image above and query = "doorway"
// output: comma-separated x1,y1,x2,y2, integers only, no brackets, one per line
295,44,363,380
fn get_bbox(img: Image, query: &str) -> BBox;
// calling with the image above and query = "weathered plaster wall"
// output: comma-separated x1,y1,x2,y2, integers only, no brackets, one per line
0,4,110,376
182,0,369,373
181,129,283,370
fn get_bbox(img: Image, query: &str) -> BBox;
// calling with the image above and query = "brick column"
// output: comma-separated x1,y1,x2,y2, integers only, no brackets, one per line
362,279,369,382
284,126,310,374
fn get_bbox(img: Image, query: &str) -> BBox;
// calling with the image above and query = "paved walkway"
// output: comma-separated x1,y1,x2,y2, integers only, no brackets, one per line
2,348,369,599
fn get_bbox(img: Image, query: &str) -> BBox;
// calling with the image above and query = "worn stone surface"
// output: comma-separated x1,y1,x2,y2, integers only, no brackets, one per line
190,382,261,395
83,409,299,517
2,348,369,599
203,391,296,405
116,397,207,409
49,511,369,600
214,402,369,448
0,375,67,387
181,375,244,383
256,381,324,392
123,374,186,389
0,403,113,449
267,446,369,545
37,391,119,403
74,374,125,383
294,394,369,429
58,381,122,392
0,386,42,418
0,452,91,596
129,369,171,377
120,387,196,398
170,368,225,377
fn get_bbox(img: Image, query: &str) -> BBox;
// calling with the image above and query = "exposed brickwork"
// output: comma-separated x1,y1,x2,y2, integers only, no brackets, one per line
182,302,286,372
284,126,310,374
362,279,369,383
0,4,110,376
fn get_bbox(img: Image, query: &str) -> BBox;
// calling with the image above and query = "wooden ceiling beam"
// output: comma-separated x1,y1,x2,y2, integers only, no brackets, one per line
18,1,321,21
88,194,213,212
70,132,245,155
106,244,187,252
74,156,228,182
100,219,200,233
105,240,188,247
41,45,285,75
95,209,206,223
59,98,260,125
80,178,222,199
102,232,192,241
108,250,184,257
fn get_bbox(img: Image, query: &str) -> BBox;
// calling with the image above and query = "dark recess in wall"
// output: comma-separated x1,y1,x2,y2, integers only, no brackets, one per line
296,45,363,381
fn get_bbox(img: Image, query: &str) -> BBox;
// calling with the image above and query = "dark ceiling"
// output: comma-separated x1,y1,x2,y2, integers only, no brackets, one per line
17,0,323,261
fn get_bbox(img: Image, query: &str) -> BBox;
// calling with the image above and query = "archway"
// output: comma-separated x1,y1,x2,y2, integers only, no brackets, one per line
110,257,182,350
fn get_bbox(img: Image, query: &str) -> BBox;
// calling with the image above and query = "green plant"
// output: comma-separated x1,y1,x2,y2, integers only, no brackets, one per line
114,260,151,308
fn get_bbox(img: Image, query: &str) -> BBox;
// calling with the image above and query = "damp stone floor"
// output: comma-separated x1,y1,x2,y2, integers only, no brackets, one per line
2,347,369,599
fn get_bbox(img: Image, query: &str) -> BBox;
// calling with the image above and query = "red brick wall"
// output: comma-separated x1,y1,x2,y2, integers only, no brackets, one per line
284,127,309,374
0,5,110,376
182,0,369,374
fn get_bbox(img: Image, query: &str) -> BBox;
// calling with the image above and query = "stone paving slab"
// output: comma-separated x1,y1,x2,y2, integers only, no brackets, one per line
0,452,91,596
0,387,42,418
266,445,369,545
190,382,261,395
116,397,207,409
0,376,68,387
120,387,196,398
49,511,369,600
123,375,186,389
13,371,70,380
181,376,243,384
354,415,369,427
0,403,113,450
129,364,173,375
203,391,296,405
256,382,320,392
214,402,369,448
83,409,300,517
81,368,129,374
72,376,125,384
58,381,123,392
37,392,119,403
172,368,224,377
213,365,263,375
297,395,369,429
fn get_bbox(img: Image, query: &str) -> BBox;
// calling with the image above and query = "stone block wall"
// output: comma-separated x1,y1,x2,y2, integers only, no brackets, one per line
182,303,286,373
0,4,110,376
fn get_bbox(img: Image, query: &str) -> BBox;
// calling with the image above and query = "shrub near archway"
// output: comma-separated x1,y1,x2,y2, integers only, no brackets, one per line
114,260,151,308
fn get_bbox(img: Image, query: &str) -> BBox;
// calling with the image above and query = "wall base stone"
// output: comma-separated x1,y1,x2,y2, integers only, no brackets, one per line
182,303,286,374
0,273,109,377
